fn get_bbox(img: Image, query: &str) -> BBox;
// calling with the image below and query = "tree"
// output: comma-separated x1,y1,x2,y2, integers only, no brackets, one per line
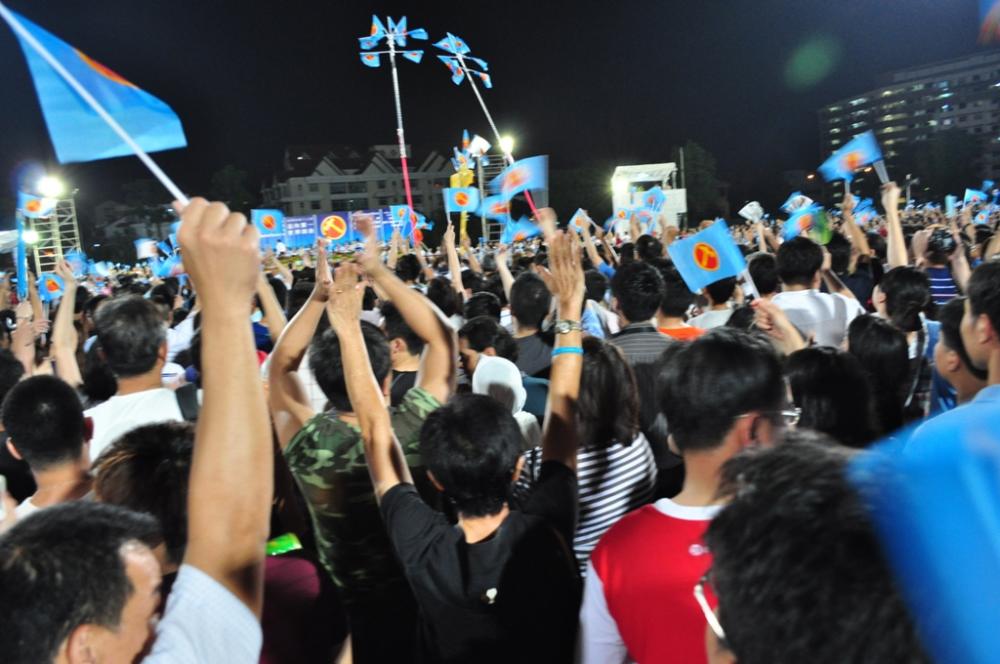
894,130,980,200
209,165,255,212
671,141,725,222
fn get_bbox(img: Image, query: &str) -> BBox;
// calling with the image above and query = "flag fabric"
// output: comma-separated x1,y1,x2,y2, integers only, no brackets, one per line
818,131,883,183
783,204,832,244
369,15,387,40
631,207,657,234
480,195,511,221
15,216,28,299
5,9,187,163
490,156,548,201
157,240,173,257
965,188,988,206
568,209,591,233
360,53,381,67
984,179,996,192
443,187,481,215
738,201,765,223
37,273,64,302
501,217,541,244
89,260,113,278
981,0,1000,43
152,254,183,278
17,192,55,219
64,249,87,277
400,50,423,64
435,32,470,55
317,213,353,247
641,186,666,212
667,220,747,293
945,195,959,217
389,204,412,227
251,209,285,237
781,191,813,214
134,238,158,260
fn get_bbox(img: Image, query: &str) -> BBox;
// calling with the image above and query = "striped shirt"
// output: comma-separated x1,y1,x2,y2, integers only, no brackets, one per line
512,434,658,575
925,266,959,306
608,323,673,366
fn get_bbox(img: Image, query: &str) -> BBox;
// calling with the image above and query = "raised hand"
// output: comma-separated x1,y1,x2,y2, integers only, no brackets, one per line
54,258,77,290
326,263,365,330
543,231,585,309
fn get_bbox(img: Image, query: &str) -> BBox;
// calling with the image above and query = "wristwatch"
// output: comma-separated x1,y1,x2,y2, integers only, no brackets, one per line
554,320,582,334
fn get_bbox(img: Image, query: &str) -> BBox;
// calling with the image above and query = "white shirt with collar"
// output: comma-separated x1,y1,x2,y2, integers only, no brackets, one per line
772,289,865,348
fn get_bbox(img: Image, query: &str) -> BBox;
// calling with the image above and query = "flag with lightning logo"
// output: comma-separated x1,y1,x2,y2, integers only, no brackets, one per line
667,220,746,293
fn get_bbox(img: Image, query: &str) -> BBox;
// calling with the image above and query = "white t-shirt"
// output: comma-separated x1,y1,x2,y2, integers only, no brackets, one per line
688,307,733,330
144,564,262,663
14,498,40,519
772,289,865,348
85,388,184,461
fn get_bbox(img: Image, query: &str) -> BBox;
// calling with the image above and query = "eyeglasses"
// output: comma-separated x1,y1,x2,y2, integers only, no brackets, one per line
736,408,801,427
694,574,727,646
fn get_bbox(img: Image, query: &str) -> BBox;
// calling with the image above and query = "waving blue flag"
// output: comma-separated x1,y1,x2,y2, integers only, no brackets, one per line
667,220,746,293
781,191,813,214
37,273,64,302
251,209,285,237
490,156,548,202
17,192,55,219
818,131,882,183
480,195,511,221
568,209,591,233
3,8,187,163
965,188,988,206
501,217,541,244
640,186,666,212
443,187,481,215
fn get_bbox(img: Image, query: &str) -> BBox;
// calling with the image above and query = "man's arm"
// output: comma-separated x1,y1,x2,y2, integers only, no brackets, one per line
178,198,272,616
819,247,857,300
496,245,515,302
328,264,414,500
443,222,465,299
255,270,288,345
361,233,456,404
268,241,330,449
840,195,872,259
538,232,585,471
387,228,400,271
51,260,82,387
461,236,483,274
580,219,605,268
883,182,908,268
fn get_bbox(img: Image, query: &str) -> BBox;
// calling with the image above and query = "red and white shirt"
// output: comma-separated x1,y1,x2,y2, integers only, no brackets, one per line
578,498,720,664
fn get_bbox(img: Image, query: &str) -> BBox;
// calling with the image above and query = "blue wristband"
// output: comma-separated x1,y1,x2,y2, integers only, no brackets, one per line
552,346,583,357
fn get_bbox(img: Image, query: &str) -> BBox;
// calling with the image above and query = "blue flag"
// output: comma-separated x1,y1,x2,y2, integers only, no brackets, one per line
490,156,548,202
17,192,55,219
667,220,747,293
965,188,988,206
134,238,158,260
568,209,591,233
14,216,28,300
480,195,511,221
781,191,813,214
818,130,882,183
64,249,87,277
360,52,381,67
4,9,187,163
37,273,64,302
317,213,354,247
251,209,285,237
783,204,831,243
500,217,541,244
443,187,481,215
640,186,666,212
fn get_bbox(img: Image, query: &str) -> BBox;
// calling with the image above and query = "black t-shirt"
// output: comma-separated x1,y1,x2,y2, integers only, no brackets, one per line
380,461,580,664
390,370,418,407
514,334,552,378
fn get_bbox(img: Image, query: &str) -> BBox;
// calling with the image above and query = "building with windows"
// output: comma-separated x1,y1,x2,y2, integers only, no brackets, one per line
819,51,1000,179
260,144,453,218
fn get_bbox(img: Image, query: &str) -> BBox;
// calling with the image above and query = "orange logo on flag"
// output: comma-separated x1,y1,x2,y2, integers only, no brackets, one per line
491,203,508,215
45,279,60,293
503,168,526,191
841,151,864,172
365,54,376,62
320,215,347,240
75,50,137,88
454,192,469,207
25,199,40,213
396,208,407,219
514,232,527,242
798,214,813,232
616,209,627,219
261,215,276,230
693,242,720,271
371,22,379,36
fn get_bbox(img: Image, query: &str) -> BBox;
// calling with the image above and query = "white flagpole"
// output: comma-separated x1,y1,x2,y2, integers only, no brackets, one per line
0,3,188,206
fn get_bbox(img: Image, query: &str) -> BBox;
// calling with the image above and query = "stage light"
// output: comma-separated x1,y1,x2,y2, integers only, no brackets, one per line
499,135,515,156
37,175,64,198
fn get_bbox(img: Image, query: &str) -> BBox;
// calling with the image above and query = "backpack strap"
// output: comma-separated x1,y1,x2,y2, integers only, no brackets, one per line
175,383,200,422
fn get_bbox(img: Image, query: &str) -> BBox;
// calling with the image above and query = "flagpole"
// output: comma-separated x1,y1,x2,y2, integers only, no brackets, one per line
0,3,188,206
453,52,541,218
386,31,418,238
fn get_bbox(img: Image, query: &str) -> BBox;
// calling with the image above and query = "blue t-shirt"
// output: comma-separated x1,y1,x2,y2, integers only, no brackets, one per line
925,266,959,306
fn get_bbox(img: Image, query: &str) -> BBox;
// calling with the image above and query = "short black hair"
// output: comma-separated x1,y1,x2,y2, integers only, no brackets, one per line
826,232,852,274
967,260,1000,335
704,277,737,305
0,502,161,664
286,281,314,319
2,376,86,470
635,234,663,262
426,277,461,318
937,297,988,381
578,338,639,447
420,393,522,517
0,348,25,403
94,421,195,566
463,292,502,323
880,267,930,333
510,272,552,329
395,254,422,283
847,315,910,435
649,259,694,318
705,436,928,663
458,316,518,362
777,237,823,287
95,295,166,377
584,269,609,304
656,328,783,451
610,261,664,322
311,321,391,412
747,252,779,297
382,301,425,357
786,347,878,448
482,273,508,307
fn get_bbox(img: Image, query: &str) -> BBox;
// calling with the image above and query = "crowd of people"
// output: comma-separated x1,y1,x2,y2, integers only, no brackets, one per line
0,178,997,663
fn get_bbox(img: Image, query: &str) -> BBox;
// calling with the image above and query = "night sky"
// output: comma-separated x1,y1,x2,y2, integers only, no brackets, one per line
0,0,986,218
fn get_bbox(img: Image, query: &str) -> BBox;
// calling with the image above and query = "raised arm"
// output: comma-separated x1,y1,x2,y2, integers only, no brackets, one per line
328,264,413,500
883,182,908,268
461,236,483,275
256,270,288,345
387,228,401,271
178,198,272,616
268,241,330,449
819,247,856,300
496,244,514,302
11,300,35,376
580,219,604,268
414,242,437,282
840,195,872,261
51,260,82,387
443,222,465,299
539,232,585,471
